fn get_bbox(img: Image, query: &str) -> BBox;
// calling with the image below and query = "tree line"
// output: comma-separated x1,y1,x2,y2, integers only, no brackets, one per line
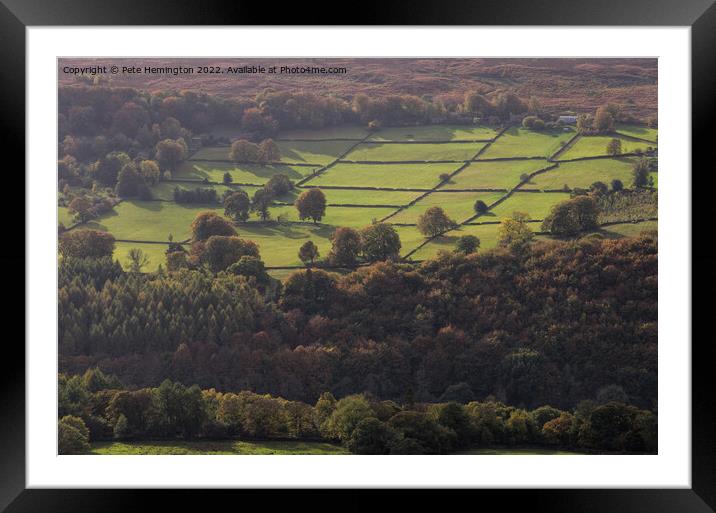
59,372,656,455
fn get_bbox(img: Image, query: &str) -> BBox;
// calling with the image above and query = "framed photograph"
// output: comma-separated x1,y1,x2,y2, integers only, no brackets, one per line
3,0,713,510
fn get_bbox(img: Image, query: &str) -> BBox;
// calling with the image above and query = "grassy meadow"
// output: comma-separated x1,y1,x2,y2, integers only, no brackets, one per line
92,440,349,455
558,135,656,160
479,127,574,158
65,123,657,274
344,142,487,162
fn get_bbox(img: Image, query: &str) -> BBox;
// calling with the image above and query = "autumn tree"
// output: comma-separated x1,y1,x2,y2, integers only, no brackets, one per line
455,235,480,254
259,138,281,163
328,227,362,266
115,163,147,198
360,223,401,262
155,139,187,171
265,173,293,197
594,106,615,133
229,139,261,163
298,240,320,267
139,160,161,185
541,196,599,236
632,158,651,187
199,235,261,273
251,188,273,221
295,188,327,224
223,190,251,223
606,138,623,156
415,207,455,237
68,197,93,223
498,211,534,249
58,415,90,454
126,248,150,273
59,230,115,259
190,211,237,241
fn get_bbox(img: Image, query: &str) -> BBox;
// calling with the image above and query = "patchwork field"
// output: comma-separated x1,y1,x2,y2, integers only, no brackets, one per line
488,191,571,221
306,162,460,189
478,127,574,159
367,124,498,142
277,125,368,140
85,201,224,242
388,191,505,224
441,159,551,190
174,161,317,184
522,158,637,190
410,223,503,260
344,142,486,162
65,123,657,275
58,206,74,227
615,124,658,142
558,135,656,160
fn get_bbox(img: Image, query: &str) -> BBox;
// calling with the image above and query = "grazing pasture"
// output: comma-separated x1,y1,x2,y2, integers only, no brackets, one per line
58,206,74,227
410,223,503,260
442,159,551,190
367,124,498,142
388,191,505,224
558,135,656,160
277,125,369,140
522,158,636,190
85,201,224,242
488,191,571,221
113,241,180,272
478,127,574,159
174,161,316,184
615,124,658,142
344,142,486,162
306,162,460,189
66,122,657,275
268,204,398,227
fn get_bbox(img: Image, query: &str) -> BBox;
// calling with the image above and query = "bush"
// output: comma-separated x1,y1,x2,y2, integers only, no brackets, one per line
58,415,91,454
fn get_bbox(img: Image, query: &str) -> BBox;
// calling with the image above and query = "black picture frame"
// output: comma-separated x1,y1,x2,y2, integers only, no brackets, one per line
2,0,713,511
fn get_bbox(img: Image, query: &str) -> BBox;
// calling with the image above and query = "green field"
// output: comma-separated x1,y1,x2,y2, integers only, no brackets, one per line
488,192,571,221
389,191,505,224
599,220,658,238
650,172,658,188
442,159,551,190
278,125,369,140
306,162,460,189
344,142,486,162
150,181,262,202
232,223,334,267
522,158,636,190
293,188,422,206
409,223,503,260
367,124,498,142
113,241,180,272
63,123,656,275
615,124,658,142
174,161,317,184
479,127,574,159
268,204,398,227
84,201,224,242
276,140,357,165
58,206,74,227
558,135,656,160
91,440,349,455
